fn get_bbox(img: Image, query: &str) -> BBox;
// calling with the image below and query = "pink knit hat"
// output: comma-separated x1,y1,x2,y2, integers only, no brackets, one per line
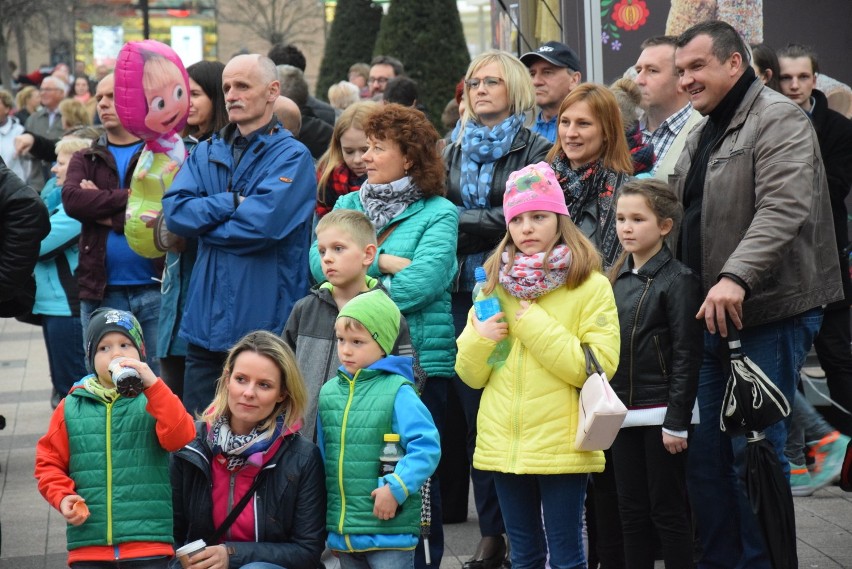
503,162,569,225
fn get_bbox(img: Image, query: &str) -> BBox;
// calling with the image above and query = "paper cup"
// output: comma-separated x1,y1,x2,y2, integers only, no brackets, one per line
175,539,206,568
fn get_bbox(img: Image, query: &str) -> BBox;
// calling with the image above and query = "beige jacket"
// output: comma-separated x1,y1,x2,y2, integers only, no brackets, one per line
669,79,842,327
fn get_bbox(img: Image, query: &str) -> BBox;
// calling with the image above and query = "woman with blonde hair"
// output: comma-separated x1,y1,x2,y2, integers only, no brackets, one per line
170,330,325,569
547,83,633,270
315,100,377,218
442,49,551,569
58,98,92,130
14,85,39,124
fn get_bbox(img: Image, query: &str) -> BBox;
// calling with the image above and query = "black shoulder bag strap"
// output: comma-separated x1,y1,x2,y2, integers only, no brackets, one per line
208,466,270,544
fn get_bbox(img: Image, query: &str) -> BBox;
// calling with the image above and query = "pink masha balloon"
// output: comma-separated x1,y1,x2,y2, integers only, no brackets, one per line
114,40,189,159
114,40,190,258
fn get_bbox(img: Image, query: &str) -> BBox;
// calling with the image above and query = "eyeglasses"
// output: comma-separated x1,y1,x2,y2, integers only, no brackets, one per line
40,87,63,92
465,77,504,90
369,77,390,85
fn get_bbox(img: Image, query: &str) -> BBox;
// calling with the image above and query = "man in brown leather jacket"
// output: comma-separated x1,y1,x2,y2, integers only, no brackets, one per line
670,21,842,568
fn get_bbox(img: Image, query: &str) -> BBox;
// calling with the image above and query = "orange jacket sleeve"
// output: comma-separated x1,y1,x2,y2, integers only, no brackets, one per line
143,378,196,451
34,398,75,511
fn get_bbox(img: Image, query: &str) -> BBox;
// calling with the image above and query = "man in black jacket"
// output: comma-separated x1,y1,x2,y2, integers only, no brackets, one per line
0,156,49,318
778,43,852,483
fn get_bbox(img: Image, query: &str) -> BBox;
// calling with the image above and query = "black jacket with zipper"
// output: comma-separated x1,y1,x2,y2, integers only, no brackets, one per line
170,424,326,569
611,246,702,431
443,126,551,256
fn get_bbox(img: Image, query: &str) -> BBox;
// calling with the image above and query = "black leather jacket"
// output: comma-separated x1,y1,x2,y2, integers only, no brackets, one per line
0,158,49,317
443,127,551,256
611,246,702,430
170,424,326,569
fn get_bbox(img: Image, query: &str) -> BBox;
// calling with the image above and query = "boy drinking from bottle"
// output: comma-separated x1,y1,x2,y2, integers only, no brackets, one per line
316,289,440,569
34,308,195,568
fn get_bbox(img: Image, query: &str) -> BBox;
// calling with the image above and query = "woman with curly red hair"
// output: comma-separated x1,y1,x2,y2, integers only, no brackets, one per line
309,103,458,568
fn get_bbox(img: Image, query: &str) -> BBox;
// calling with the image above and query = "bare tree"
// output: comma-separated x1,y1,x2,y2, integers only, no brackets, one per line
219,0,324,47
0,0,47,89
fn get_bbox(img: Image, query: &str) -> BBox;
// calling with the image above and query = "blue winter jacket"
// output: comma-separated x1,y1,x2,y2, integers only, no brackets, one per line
33,178,81,316
162,121,315,351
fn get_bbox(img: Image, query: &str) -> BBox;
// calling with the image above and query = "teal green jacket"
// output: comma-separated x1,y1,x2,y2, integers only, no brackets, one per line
310,192,458,379
64,384,173,549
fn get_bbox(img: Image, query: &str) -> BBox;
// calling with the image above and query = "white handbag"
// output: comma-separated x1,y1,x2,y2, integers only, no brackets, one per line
575,345,627,451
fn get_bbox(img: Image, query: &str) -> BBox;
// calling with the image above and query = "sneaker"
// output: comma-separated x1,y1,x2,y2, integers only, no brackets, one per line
790,463,815,497
808,431,851,489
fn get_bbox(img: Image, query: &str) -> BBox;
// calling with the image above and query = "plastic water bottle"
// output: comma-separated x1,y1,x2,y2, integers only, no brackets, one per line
378,433,404,513
472,266,511,366
378,433,403,485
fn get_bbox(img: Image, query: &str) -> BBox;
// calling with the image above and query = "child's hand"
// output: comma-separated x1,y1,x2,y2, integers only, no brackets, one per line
371,484,400,520
662,431,688,454
60,495,89,526
472,312,508,343
515,300,532,320
112,358,158,389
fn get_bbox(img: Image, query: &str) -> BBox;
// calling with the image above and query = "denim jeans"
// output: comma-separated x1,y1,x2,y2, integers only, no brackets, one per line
71,556,170,569
80,284,162,377
493,472,588,569
338,549,414,569
42,315,87,394
687,309,822,569
785,391,836,465
182,343,228,415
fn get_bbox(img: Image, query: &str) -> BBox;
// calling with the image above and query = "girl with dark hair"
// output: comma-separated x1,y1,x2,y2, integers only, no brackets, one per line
609,179,702,569
158,59,227,401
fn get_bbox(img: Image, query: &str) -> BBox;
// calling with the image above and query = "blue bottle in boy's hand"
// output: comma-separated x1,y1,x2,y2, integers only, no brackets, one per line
472,267,511,366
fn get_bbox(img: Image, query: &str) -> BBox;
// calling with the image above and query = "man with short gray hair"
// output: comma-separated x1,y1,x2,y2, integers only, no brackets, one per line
24,75,66,187
163,54,316,413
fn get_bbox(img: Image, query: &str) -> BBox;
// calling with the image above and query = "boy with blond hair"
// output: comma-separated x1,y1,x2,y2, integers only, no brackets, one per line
316,290,440,568
284,209,413,441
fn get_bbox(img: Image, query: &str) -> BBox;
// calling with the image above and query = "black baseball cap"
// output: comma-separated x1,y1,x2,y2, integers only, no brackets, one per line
521,41,582,74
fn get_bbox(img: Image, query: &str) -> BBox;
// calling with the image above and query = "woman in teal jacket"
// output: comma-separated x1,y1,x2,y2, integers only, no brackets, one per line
309,104,458,569
34,137,91,406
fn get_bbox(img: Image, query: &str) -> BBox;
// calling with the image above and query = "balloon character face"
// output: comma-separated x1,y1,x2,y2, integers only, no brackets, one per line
114,40,190,143
142,57,189,135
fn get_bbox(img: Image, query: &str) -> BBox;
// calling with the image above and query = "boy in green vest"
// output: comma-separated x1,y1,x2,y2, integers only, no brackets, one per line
35,308,195,568
316,289,440,569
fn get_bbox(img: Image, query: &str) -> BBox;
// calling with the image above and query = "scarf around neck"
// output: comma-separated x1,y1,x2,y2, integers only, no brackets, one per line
359,176,422,230
551,154,623,269
208,414,285,471
459,114,523,209
499,244,572,300
317,163,365,217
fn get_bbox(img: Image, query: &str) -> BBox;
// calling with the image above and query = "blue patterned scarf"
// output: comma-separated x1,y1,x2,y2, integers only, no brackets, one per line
459,114,523,209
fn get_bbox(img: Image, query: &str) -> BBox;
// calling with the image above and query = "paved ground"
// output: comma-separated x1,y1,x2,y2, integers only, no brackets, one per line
1,316,851,568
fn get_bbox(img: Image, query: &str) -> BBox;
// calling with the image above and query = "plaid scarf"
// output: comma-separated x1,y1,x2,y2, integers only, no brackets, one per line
316,163,365,217
626,122,655,175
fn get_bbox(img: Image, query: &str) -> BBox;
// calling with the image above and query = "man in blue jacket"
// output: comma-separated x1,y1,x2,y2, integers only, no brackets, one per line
162,54,315,413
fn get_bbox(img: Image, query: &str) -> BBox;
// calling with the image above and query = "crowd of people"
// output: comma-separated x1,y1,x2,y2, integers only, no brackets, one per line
1,16,851,569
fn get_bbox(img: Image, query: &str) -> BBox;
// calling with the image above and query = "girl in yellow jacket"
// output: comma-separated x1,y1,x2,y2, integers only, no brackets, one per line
456,162,620,569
